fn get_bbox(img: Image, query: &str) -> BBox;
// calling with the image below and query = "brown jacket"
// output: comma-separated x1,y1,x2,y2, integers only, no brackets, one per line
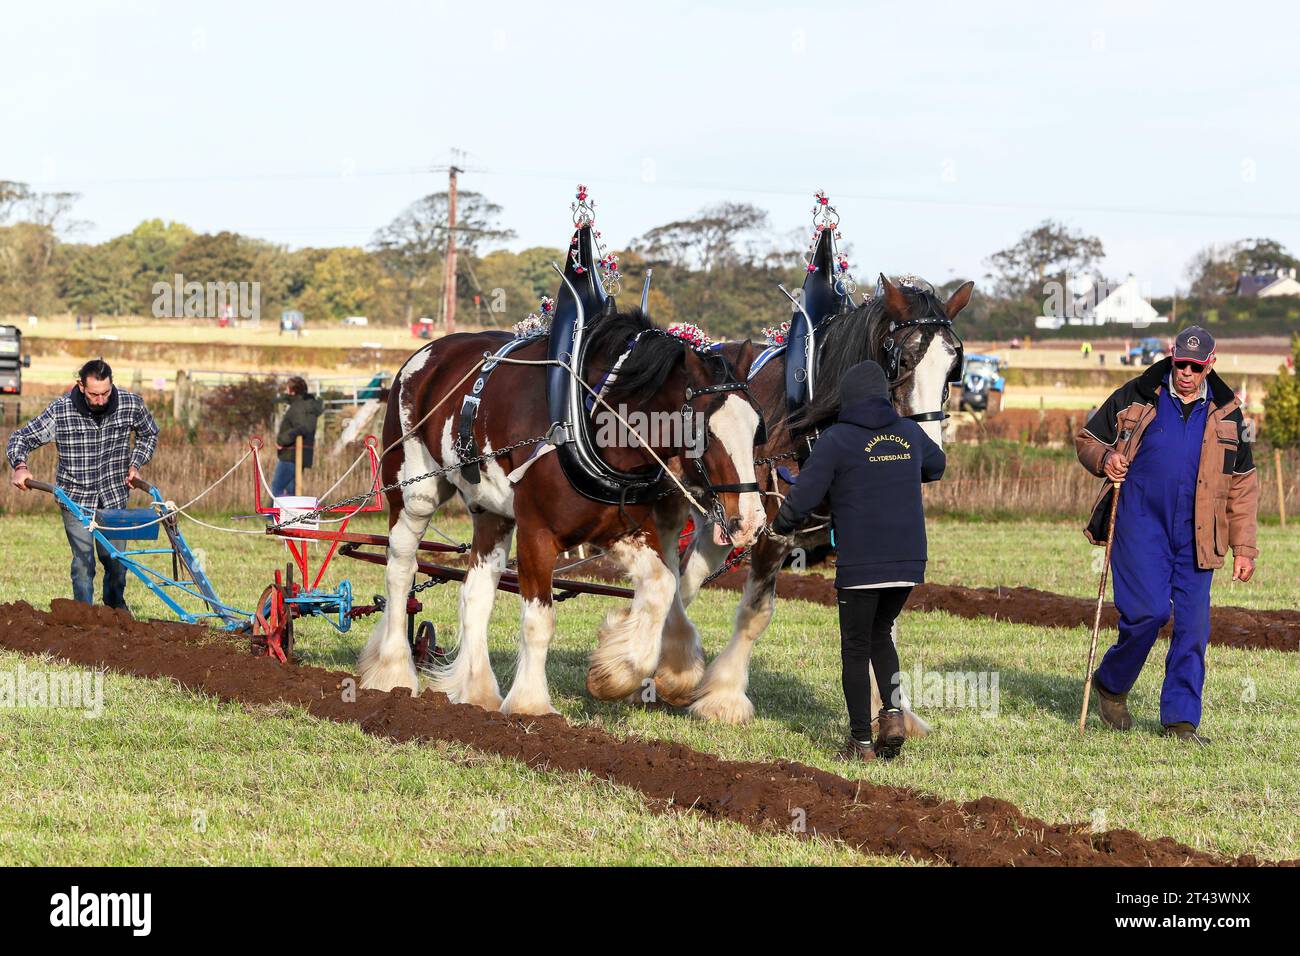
1076,358,1259,570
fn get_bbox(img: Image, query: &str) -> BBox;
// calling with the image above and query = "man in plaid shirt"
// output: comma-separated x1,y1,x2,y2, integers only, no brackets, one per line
8,359,159,608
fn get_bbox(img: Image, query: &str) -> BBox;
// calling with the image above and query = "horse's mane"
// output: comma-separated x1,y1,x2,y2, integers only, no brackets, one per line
584,308,691,403
789,282,944,430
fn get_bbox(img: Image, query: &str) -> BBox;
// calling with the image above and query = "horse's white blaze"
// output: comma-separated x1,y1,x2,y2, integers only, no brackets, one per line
909,335,956,447
587,535,675,700
501,598,557,716
707,394,765,545
438,417,515,518
428,535,509,709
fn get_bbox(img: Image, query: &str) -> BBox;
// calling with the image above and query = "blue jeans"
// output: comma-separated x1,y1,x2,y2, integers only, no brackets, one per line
62,507,128,608
271,460,296,498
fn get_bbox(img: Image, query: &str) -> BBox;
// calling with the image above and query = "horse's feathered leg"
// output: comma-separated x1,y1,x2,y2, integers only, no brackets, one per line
688,531,785,724
427,510,514,710
650,498,706,707
357,497,438,693
587,529,674,702
501,525,559,716
676,509,732,609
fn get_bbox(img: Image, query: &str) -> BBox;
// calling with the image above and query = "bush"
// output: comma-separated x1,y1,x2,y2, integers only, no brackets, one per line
203,377,280,440
1262,335,1300,451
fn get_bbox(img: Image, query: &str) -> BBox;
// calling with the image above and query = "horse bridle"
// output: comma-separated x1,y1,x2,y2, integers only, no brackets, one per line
879,308,964,424
680,356,764,534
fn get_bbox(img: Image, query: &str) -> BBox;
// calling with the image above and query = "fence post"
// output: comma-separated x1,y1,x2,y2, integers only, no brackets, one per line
1276,448,1287,528
174,370,188,423
295,435,304,495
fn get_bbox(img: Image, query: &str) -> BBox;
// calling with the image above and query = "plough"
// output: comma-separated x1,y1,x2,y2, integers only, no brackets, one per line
29,433,633,666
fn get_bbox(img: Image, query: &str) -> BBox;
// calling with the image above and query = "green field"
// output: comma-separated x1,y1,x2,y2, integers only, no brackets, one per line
1,512,1296,864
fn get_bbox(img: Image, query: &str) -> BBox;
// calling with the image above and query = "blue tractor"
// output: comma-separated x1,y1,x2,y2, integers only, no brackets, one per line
959,354,1006,412
1120,336,1167,366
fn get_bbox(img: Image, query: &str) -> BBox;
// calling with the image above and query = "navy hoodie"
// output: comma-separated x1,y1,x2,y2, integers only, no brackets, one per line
775,396,945,587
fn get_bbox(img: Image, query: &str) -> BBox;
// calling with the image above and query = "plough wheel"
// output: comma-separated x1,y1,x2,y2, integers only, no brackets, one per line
411,620,445,669
252,564,296,663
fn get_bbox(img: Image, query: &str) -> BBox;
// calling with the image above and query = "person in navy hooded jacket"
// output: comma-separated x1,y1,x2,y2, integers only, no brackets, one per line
772,360,945,761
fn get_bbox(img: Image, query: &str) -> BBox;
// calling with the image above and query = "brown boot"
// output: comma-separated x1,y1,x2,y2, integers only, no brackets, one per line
1091,673,1132,731
874,709,906,760
1162,722,1212,746
837,737,877,763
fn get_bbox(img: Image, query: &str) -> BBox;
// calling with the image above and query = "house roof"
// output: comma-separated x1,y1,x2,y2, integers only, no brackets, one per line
1235,274,1278,297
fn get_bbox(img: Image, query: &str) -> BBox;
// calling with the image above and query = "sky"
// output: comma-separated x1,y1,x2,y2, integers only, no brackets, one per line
4,0,1298,296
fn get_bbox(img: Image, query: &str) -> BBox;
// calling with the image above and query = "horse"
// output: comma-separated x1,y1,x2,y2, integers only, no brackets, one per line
668,275,973,727
357,308,766,718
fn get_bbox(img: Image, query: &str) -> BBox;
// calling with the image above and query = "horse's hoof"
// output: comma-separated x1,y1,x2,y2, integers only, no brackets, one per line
586,662,643,702
689,690,756,724
653,670,703,708
501,697,558,717
357,657,419,695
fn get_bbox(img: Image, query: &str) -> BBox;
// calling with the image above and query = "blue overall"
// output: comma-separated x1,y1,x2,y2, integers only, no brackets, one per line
1096,383,1214,727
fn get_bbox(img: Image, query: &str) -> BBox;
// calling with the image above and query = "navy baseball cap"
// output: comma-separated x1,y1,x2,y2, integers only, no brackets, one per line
1172,326,1215,364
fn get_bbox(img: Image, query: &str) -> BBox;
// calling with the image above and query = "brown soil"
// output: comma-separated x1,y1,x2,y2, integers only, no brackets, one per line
575,560,1298,653
2,599,1293,867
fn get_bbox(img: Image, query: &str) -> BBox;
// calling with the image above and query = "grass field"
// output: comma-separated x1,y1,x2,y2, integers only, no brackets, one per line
1,512,1296,864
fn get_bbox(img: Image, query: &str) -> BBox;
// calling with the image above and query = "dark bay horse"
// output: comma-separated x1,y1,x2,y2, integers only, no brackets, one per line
668,275,973,726
359,309,764,716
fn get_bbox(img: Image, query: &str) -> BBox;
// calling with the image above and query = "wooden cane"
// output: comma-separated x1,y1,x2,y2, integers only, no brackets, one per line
1079,480,1122,734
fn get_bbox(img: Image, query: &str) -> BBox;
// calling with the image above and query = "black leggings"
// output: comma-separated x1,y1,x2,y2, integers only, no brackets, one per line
836,587,912,741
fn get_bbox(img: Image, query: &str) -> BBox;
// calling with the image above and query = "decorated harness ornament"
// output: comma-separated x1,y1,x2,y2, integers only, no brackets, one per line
571,184,621,297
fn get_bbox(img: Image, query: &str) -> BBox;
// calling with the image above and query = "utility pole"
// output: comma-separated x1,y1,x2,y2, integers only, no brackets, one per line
443,159,463,335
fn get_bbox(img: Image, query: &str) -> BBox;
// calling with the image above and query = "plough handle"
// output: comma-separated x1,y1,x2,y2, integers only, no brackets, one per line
25,479,54,493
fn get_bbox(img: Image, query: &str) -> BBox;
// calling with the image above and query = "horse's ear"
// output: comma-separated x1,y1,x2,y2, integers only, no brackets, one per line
878,273,909,319
945,280,975,319
732,340,756,382
683,345,708,382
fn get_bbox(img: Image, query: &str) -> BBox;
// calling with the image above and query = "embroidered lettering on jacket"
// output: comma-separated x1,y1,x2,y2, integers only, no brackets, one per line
864,434,913,462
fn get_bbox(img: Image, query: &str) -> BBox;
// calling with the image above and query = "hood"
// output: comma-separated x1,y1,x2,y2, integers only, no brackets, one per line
838,359,889,407
838,395,899,429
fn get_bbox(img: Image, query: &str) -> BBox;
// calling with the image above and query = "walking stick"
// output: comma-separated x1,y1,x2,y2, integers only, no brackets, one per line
1079,480,1121,734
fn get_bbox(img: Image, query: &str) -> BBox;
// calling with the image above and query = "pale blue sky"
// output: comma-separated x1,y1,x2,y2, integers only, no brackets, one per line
4,0,1297,294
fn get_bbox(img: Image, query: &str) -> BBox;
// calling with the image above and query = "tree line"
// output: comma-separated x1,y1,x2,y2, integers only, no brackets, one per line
2,178,1295,341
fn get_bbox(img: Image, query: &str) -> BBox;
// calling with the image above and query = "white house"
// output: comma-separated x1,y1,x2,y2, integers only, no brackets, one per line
1235,268,1300,298
1035,275,1166,330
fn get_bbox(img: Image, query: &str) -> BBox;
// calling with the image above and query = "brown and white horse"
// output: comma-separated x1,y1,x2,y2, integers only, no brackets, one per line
358,309,765,716
670,276,973,727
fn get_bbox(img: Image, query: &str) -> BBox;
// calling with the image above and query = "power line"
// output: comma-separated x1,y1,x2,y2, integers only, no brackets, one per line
26,160,1300,224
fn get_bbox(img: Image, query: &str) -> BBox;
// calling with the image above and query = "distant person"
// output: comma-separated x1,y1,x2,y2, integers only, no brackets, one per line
771,360,946,762
7,358,159,609
272,376,324,497
1076,327,1258,746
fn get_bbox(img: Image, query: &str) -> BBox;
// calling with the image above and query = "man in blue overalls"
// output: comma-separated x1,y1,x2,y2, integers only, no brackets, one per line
1076,327,1259,746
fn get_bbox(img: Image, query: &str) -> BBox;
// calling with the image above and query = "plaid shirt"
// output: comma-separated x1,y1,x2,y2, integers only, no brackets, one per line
6,387,159,510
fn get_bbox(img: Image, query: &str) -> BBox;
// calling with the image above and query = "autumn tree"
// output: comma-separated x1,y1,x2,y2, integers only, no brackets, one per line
984,219,1105,302
371,190,515,324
